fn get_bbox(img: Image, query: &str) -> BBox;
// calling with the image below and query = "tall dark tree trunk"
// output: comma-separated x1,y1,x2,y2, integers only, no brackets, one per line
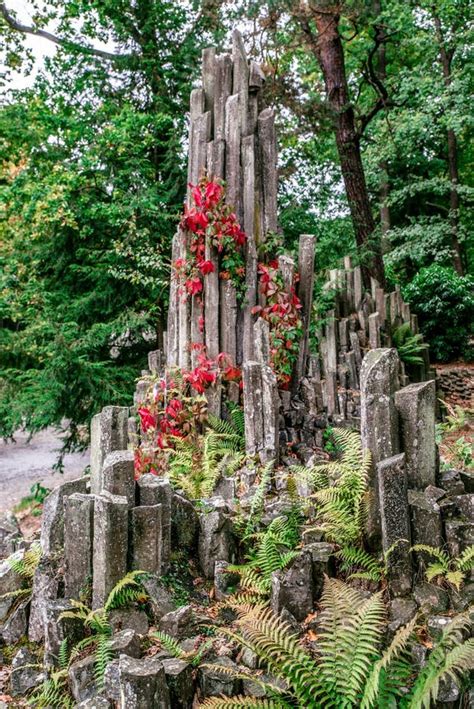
432,11,464,275
373,0,391,251
302,7,384,289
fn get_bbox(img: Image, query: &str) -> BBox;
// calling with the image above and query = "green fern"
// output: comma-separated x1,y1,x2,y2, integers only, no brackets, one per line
411,544,474,590
243,460,274,540
167,411,245,499
392,322,428,366
303,429,370,546
152,630,184,659
209,577,473,708
1,543,42,613
336,545,383,582
200,697,287,708
61,571,149,686
28,670,72,708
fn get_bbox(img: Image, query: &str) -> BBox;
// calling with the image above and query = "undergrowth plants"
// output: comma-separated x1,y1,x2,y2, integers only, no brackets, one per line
201,577,474,709
1,543,42,611
411,544,474,591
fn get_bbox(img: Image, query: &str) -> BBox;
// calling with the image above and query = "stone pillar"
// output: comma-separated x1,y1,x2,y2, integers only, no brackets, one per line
293,234,316,388
130,505,162,575
395,380,436,489
40,477,88,556
360,348,400,543
101,449,135,508
64,493,94,599
243,361,278,463
137,476,172,573
253,318,271,365
92,494,128,609
90,406,129,495
377,454,412,597
368,312,381,349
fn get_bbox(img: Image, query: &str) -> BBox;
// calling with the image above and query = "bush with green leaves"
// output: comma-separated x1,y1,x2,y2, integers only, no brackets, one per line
201,578,474,709
403,265,474,362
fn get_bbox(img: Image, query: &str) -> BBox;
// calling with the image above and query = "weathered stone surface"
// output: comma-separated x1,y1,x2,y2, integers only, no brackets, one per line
452,494,474,519
92,494,128,609
76,697,112,709
130,504,162,574
0,515,21,559
438,469,465,496
10,647,44,696
198,498,235,578
427,615,454,641
109,629,141,658
271,552,313,622
109,608,149,636
44,599,83,667
137,476,172,573
40,476,88,555
101,450,135,508
388,597,417,636
117,654,170,709
413,583,449,615
377,454,412,596
0,601,28,644
395,381,436,489
199,657,241,698
304,542,335,600
64,493,94,599
141,575,175,622
445,519,474,558
69,655,97,703
28,555,60,642
171,493,199,552
294,234,316,387
159,605,194,640
360,348,400,542
103,659,121,702
460,469,474,493
368,312,381,349
161,657,194,709
214,560,239,601
243,361,279,463
90,406,129,495
408,489,443,558
0,552,23,621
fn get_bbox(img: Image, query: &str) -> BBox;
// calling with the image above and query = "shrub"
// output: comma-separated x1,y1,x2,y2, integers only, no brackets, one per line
403,265,474,362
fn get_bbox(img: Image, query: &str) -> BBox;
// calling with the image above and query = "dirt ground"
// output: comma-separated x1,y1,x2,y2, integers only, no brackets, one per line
0,428,89,514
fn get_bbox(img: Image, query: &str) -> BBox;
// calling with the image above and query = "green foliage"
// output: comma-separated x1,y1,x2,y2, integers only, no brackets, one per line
411,544,474,591
209,577,474,708
167,411,245,499
1,543,42,609
301,429,370,546
152,630,211,667
336,546,384,583
60,570,147,686
391,323,428,366
403,265,474,362
28,670,73,708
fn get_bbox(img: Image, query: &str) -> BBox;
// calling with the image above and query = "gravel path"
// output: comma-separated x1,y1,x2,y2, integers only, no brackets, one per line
0,429,89,513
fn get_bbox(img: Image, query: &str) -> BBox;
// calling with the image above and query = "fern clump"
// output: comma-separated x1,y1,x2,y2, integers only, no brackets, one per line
1,543,42,611
300,428,370,546
411,544,474,590
60,570,148,687
167,406,245,499
207,577,474,708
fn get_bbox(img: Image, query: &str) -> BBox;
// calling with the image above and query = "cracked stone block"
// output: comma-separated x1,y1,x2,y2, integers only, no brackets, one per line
408,488,443,564
395,381,436,489
69,655,97,703
92,493,128,609
130,504,162,574
117,654,170,709
172,493,199,552
10,647,44,696
413,583,449,615
162,657,194,709
159,605,194,640
109,609,149,636
40,477,88,556
199,657,241,698
90,406,129,495
101,450,135,508
270,551,313,622
44,599,83,667
28,555,59,642
0,602,28,644
64,493,94,599
109,629,141,658
137,476,172,573
445,519,474,558
198,498,235,579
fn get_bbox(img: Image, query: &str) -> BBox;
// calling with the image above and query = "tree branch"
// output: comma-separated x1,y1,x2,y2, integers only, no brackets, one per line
0,2,132,61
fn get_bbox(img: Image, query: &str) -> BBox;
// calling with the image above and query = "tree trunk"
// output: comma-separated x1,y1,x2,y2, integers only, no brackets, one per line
433,11,464,275
311,8,385,288
374,0,391,252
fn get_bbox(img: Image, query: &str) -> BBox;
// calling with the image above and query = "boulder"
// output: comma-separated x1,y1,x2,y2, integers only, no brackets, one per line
117,654,170,709
109,609,149,636
69,655,97,703
161,657,194,708
76,698,112,708
413,583,449,615
199,657,241,698
387,598,417,637
10,647,44,696
270,551,313,622
109,629,141,658
0,601,28,644
141,575,175,622
159,605,194,640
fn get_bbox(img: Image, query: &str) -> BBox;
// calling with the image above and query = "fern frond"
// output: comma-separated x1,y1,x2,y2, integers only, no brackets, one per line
411,545,449,567
337,546,383,582
152,631,185,659
94,633,113,688
200,698,286,708
104,570,147,610
361,616,417,708
58,638,69,670
425,562,449,583
456,545,474,572
445,570,465,590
